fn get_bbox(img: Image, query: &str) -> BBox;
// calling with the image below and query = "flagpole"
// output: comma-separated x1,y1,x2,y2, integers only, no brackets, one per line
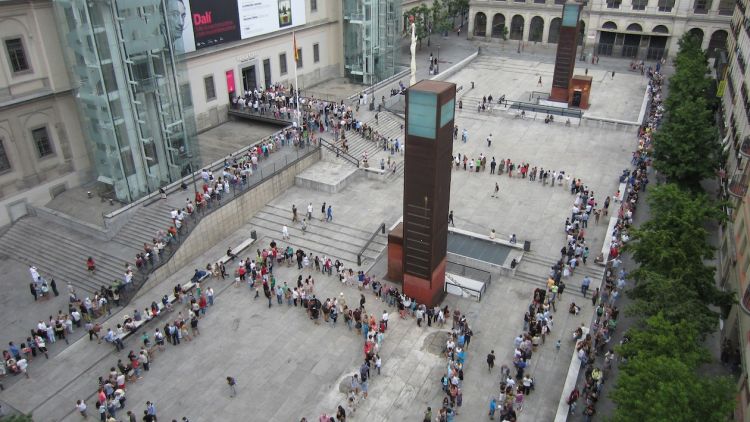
293,30,300,127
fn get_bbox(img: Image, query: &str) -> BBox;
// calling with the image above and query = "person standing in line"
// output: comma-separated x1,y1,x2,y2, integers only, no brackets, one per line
226,376,237,397
490,157,496,175
145,401,157,421
591,287,600,306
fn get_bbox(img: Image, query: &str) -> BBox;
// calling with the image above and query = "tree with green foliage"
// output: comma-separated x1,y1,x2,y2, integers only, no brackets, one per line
610,352,735,422
432,0,453,35
404,5,431,49
667,33,711,110
652,97,720,188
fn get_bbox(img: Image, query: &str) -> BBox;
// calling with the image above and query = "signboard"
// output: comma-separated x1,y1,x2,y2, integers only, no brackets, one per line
178,0,307,52
226,70,236,94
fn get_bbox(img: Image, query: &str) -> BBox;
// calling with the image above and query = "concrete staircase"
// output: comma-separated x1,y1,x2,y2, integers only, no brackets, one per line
0,218,129,295
248,203,387,268
512,252,605,300
111,201,175,249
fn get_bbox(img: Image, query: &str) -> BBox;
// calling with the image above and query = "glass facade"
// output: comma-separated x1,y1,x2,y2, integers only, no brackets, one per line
53,0,199,203
343,0,401,85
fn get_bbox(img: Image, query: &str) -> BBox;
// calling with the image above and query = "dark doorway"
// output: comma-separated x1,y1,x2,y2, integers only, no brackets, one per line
263,59,272,89
572,90,582,107
598,32,615,56
242,65,257,92
647,36,667,60
622,34,641,58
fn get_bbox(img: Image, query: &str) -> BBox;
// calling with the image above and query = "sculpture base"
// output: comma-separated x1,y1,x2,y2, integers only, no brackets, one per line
403,257,446,307
549,87,569,103
387,222,404,282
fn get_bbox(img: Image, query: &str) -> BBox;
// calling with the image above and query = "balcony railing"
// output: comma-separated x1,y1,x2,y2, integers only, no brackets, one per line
729,173,749,198
742,137,750,158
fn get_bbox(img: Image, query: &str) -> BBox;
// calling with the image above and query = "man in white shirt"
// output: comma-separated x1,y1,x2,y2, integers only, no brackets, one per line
381,311,389,329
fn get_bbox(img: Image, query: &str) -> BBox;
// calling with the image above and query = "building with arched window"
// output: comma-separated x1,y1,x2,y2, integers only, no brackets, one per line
468,0,733,60
717,0,750,418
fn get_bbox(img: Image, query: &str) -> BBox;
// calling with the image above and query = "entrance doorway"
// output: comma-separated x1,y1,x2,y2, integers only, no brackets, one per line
242,65,258,92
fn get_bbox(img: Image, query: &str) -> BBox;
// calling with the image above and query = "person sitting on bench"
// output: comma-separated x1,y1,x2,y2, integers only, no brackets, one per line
226,247,237,261
191,268,208,283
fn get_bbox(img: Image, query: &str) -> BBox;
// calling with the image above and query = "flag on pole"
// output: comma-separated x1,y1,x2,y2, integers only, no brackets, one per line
293,32,299,63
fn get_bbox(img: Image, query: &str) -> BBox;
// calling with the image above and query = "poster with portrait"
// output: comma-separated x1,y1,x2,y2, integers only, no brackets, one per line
166,0,196,53
180,0,306,52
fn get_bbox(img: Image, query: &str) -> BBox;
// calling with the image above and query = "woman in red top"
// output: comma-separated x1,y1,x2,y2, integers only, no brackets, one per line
86,257,96,274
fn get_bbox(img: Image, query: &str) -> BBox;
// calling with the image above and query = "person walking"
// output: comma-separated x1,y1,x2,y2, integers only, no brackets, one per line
448,211,454,227
29,282,37,301
537,76,543,86
581,276,591,297
326,205,333,222
487,350,496,372
226,376,237,397
320,202,326,221
282,225,289,240
486,133,493,147
75,399,88,419
491,183,499,198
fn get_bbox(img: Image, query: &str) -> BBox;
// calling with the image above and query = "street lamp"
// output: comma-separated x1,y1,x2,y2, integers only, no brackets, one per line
436,44,441,74
187,154,198,199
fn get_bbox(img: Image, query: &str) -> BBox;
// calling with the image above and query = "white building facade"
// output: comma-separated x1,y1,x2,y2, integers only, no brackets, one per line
468,0,733,59
183,1,343,132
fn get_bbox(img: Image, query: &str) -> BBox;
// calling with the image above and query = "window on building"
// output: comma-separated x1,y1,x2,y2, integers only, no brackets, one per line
280,53,288,75
606,0,622,8
693,0,711,13
311,0,317,11
204,75,216,101
313,43,320,63
31,127,54,158
0,139,10,172
5,38,30,73
657,0,674,11
296,48,303,68
632,0,648,10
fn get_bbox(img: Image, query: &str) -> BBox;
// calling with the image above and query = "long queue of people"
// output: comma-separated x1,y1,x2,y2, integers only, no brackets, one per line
565,69,661,422
74,263,220,422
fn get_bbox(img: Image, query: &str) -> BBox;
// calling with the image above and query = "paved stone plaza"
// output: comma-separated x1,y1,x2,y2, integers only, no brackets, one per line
0,46,652,421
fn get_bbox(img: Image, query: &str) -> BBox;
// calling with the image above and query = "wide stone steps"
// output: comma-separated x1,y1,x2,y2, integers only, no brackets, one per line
512,268,587,300
250,204,387,267
112,201,175,248
520,252,605,282
0,218,127,295
265,204,387,246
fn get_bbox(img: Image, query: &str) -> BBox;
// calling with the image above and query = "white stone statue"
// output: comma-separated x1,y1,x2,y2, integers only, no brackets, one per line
410,20,417,86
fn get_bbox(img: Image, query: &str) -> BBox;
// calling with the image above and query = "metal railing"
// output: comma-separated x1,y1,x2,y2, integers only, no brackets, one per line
117,144,321,306
508,100,584,118
319,138,361,167
357,222,386,266
446,260,492,285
